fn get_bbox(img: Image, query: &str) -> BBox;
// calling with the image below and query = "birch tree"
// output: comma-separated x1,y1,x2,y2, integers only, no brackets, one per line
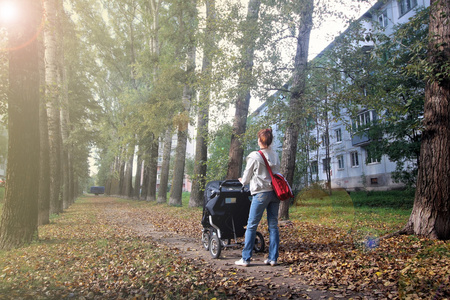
45,0,63,214
189,0,216,207
279,0,314,220
226,0,261,180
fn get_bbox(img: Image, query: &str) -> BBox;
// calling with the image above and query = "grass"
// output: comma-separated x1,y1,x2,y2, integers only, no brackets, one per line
290,188,414,236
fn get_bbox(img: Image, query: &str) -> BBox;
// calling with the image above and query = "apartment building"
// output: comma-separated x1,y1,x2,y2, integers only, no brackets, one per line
252,0,430,191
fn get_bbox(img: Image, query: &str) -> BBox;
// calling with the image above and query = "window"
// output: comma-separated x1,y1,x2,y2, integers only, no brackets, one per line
350,151,359,167
310,136,318,150
321,134,329,147
378,10,388,28
366,148,381,164
353,110,377,131
335,128,342,143
398,0,417,16
311,161,318,174
358,111,371,126
323,158,331,173
337,155,344,170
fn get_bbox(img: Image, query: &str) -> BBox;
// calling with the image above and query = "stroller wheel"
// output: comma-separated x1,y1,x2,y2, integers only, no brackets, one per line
202,230,210,251
209,235,222,259
254,231,265,253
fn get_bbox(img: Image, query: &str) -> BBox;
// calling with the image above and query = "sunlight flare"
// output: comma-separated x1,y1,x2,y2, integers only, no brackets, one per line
0,1,19,24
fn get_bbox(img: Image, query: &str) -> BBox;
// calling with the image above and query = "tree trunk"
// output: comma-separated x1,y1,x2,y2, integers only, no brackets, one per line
169,126,188,206
227,0,261,180
118,153,126,196
171,41,195,206
403,0,450,240
141,160,149,200
58,4,70,210
110,156,121,195
189,0,215,207
134,152,142,199
45,0,63,215
279,0,314,220
38,27,51,226
146,137,159,201
68,154,74,205
157,128,173,203
324,95,332,195
0,0,42,250
124,150,134,198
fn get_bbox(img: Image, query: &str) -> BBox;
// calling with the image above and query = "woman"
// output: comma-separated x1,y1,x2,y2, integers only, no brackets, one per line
235,128,280,267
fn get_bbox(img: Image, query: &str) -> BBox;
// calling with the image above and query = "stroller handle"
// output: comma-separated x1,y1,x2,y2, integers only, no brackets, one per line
219,179,246,193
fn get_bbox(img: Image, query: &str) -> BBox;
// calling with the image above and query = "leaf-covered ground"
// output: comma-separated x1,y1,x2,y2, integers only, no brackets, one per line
0,196,449,299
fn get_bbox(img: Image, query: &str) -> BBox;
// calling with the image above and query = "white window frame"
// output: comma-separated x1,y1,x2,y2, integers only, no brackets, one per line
350,151,359,168
366,148,381,164
335,128,342,143
378,10,388,28
321,134,330,147
353,110,376,131
398,0,418,16
337,155,345,170
310,161,318,174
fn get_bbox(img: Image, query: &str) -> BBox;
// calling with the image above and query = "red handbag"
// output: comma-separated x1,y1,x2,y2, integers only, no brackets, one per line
258,150,294,201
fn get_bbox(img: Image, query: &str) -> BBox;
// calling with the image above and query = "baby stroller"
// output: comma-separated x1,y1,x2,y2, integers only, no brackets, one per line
201,179,265,259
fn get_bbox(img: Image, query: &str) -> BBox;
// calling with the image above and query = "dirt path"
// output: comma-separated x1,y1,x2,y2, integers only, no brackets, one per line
99,197,359,299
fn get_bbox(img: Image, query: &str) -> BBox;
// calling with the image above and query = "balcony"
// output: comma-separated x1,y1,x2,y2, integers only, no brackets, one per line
352,131,371,146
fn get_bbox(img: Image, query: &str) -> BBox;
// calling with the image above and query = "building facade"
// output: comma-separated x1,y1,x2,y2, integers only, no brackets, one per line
252,0,429,191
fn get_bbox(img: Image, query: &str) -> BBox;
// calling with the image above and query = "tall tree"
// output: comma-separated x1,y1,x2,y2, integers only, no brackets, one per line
226,0,261,180
170,0,197,207
189,0,216,207
124,147,134,198
44,0,63,214
134,150,143,199
157,127,172,203
279,0,314,220
0,0,42,250
403,0,450,240
58,2,71,210
146,136,159,201
38,27,51,226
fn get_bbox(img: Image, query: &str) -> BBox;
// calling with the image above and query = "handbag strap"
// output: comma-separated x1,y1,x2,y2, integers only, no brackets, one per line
258,150,274,178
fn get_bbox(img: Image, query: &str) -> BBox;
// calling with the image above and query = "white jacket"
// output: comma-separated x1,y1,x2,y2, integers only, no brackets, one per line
241,147,281,195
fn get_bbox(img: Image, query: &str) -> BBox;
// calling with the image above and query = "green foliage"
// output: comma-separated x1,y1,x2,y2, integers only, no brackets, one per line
69,0,199,184
206,124,232,181
0,187,4,203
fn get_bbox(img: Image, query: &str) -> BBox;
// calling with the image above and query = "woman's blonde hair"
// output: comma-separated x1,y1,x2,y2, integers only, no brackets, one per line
257,128,273,147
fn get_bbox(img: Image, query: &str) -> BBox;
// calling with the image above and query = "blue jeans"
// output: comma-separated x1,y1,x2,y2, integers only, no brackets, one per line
242,191,280,262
